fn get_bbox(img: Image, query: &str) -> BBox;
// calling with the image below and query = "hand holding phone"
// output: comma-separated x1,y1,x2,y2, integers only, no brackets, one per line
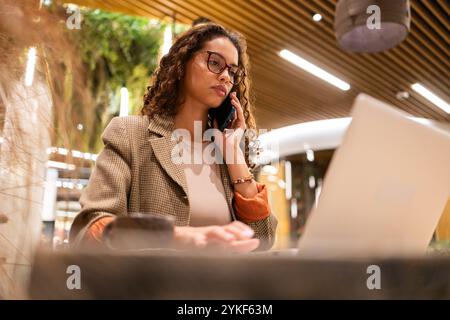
209,92,238,132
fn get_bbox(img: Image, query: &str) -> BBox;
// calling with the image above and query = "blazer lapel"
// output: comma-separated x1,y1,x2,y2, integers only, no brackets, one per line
149,136,189,197
147,113,189,197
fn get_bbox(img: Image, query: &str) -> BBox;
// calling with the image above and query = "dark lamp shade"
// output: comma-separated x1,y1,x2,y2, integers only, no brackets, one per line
334,0,411,53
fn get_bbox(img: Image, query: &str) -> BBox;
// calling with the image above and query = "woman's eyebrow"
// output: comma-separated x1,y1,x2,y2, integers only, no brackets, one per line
211,51,238,67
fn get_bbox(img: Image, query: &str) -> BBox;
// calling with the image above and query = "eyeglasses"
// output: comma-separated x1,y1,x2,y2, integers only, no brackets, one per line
205,50,244,85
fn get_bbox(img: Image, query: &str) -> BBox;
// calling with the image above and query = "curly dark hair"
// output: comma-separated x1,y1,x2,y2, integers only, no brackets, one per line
141,22,258,169
142,22,256,129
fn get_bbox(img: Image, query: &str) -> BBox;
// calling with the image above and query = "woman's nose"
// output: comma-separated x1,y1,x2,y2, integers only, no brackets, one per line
218,67,232,84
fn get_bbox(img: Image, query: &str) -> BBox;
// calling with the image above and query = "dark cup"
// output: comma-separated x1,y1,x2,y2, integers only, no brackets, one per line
103,213,175,250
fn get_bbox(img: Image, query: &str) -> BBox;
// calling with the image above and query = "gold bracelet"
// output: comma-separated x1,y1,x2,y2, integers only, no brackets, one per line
232,173,254,185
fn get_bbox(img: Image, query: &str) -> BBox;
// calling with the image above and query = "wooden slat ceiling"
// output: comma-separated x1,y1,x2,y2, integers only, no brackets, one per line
67,0,450,129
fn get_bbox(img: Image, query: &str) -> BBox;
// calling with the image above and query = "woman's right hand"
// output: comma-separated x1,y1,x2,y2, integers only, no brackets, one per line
173,221,260,253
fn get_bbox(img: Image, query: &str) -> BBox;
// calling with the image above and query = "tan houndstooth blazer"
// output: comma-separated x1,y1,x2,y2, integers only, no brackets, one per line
69,114,277,249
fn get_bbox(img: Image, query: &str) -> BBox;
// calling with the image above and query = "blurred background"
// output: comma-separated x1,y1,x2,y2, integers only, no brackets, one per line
0,0,449,298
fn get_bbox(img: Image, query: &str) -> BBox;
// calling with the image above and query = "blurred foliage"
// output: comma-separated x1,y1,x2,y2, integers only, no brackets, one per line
427,240,450,256
75,9,162,152
73,9,188,152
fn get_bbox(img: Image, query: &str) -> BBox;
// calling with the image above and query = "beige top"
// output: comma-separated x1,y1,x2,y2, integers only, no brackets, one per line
179,139,232,227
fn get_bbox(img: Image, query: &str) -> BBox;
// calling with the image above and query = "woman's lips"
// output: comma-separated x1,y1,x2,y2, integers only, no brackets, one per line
211,83,228,96
212,87,226,97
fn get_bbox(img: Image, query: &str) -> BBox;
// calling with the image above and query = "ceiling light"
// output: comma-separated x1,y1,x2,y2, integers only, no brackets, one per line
334,0,410,52
313,13,322,22
411,83,450,114
279,49,350,91
47,161,75,171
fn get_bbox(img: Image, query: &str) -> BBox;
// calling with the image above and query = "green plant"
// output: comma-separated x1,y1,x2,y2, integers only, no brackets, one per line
74,9,188,152
427,240,450,255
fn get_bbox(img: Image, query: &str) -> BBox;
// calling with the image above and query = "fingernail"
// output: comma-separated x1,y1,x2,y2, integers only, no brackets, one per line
243,230,254,238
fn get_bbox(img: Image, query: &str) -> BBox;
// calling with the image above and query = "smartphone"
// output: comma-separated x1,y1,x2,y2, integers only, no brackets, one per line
209,92,238,132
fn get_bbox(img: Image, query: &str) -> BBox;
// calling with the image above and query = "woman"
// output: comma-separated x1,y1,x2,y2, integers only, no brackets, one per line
69,23,277,253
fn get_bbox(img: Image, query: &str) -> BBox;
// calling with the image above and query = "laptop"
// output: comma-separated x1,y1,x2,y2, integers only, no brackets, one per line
296,93,450,258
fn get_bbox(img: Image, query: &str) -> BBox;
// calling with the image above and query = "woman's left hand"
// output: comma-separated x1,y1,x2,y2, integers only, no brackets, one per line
213,92,246,162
